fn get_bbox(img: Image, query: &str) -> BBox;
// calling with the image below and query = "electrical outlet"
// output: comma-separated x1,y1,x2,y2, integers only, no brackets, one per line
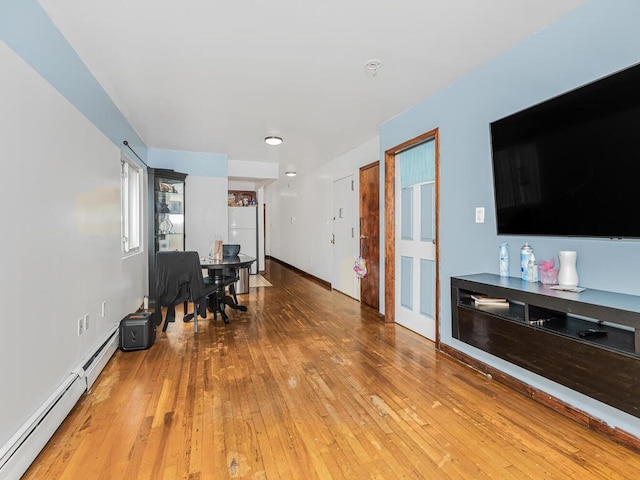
78,317,84,336
84,314,90,331
101,301,106,318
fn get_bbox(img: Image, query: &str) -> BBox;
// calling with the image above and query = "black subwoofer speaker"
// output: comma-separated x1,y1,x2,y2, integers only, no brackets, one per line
119,312,156,351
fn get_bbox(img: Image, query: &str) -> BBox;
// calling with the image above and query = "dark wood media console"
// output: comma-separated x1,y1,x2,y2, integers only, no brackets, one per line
451,274,640,419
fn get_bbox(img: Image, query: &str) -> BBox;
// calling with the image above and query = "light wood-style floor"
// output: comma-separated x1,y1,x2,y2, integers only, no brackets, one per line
24,260,640,479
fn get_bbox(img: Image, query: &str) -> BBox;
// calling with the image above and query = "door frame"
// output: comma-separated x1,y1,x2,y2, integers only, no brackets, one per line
384,128,440,345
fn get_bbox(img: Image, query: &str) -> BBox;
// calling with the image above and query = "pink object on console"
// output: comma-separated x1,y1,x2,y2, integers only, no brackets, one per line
539,258,559,285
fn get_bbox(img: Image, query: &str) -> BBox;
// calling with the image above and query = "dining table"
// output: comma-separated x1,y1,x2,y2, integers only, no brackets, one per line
200,254,256,324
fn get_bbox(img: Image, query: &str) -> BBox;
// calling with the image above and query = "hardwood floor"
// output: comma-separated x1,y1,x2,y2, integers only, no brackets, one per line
24,260,640,479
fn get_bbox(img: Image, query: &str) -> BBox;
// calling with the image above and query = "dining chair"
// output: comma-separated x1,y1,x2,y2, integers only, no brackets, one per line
222,244,241,304
154,251,218,332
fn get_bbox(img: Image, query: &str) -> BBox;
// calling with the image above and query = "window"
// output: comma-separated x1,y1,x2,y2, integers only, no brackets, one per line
121,155,142,253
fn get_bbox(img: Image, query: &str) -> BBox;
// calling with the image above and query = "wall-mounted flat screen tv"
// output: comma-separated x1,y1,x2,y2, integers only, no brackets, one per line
490,62,640,238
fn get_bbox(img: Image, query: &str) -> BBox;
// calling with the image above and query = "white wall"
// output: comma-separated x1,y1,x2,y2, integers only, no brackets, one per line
265,137,379,283
0,42,146,448
185,176,229,257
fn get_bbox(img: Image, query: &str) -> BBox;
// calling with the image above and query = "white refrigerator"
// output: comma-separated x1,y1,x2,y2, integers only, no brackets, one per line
228,206,258,274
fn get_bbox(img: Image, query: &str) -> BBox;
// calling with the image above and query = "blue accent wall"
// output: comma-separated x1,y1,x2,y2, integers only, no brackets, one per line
0,1,231,172
380,0,640,433
0,0,148,165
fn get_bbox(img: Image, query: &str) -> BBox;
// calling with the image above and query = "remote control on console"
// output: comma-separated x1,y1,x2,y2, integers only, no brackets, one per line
578,329,607,338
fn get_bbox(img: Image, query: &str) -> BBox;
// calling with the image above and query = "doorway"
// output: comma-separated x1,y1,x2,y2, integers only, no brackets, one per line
384,129,440,344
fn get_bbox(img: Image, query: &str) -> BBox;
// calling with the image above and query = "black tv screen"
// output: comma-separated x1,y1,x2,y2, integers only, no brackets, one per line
490,62,640,238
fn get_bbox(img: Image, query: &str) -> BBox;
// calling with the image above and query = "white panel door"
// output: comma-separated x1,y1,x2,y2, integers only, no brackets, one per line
332,175,359,299
395,161,436,340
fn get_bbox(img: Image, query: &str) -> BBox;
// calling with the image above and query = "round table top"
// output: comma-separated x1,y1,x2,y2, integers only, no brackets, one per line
200,254,256,269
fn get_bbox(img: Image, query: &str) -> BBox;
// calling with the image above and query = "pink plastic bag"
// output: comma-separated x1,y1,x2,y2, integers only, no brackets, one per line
539,258,558,285
354,256,368,279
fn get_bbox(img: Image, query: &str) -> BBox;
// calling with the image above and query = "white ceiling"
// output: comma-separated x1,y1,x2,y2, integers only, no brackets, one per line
38,0,586,178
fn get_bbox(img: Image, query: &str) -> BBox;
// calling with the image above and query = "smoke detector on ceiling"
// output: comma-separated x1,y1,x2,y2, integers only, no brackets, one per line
364,59,382,77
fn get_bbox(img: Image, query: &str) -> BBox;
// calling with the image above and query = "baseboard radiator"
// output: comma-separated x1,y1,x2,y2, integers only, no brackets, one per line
0,328,119,479
84,329,120,390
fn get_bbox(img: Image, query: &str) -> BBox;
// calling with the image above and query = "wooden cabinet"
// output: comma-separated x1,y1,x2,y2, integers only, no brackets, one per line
451,274,640,418
147,168,187,302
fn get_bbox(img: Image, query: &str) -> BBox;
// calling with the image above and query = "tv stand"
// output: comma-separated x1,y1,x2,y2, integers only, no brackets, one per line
451,274,640,418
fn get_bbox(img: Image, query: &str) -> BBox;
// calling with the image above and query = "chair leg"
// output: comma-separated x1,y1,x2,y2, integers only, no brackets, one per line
194,306,198,333
229,283,238,304
163,304,176,332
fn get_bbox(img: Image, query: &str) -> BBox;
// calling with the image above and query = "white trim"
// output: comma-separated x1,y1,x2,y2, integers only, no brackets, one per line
0,374,85,479
84,327,119,390
0,326,120,479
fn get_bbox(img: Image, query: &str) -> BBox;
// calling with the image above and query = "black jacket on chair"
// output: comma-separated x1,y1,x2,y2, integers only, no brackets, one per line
154,251,213,331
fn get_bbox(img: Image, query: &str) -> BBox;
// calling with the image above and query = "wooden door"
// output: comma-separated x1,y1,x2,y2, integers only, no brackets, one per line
359,162,380,310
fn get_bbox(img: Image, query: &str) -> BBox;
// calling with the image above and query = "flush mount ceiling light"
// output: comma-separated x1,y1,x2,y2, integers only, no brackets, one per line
285,164,297,177
364,59,382,77
264,136,283,146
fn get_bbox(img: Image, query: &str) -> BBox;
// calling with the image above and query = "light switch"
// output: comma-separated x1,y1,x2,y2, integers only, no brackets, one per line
475,207,485,224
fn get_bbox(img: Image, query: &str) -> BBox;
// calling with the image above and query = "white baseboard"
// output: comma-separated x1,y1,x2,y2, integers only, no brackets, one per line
85,329,119,390
0,373,85,480
0,326,119,479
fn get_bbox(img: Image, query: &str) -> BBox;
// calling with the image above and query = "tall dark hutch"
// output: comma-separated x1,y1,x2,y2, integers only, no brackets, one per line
147,168,187,302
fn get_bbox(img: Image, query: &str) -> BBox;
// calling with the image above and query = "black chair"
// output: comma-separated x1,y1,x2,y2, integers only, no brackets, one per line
154,251,217,332
222,244,241,257
223,244,241,303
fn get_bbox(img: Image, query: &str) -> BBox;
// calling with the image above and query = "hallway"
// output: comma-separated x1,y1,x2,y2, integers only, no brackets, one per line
24,260,640,479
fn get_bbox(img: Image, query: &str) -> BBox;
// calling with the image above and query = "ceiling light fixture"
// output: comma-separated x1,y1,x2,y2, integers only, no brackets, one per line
264,136,283,146
285,164,297,177
364,59,382,77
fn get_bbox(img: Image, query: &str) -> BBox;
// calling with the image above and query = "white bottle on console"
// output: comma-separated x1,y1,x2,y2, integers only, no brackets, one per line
557,250,579,287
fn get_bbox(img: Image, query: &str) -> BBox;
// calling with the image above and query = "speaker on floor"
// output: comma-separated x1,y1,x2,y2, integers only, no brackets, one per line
119,312,156,351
